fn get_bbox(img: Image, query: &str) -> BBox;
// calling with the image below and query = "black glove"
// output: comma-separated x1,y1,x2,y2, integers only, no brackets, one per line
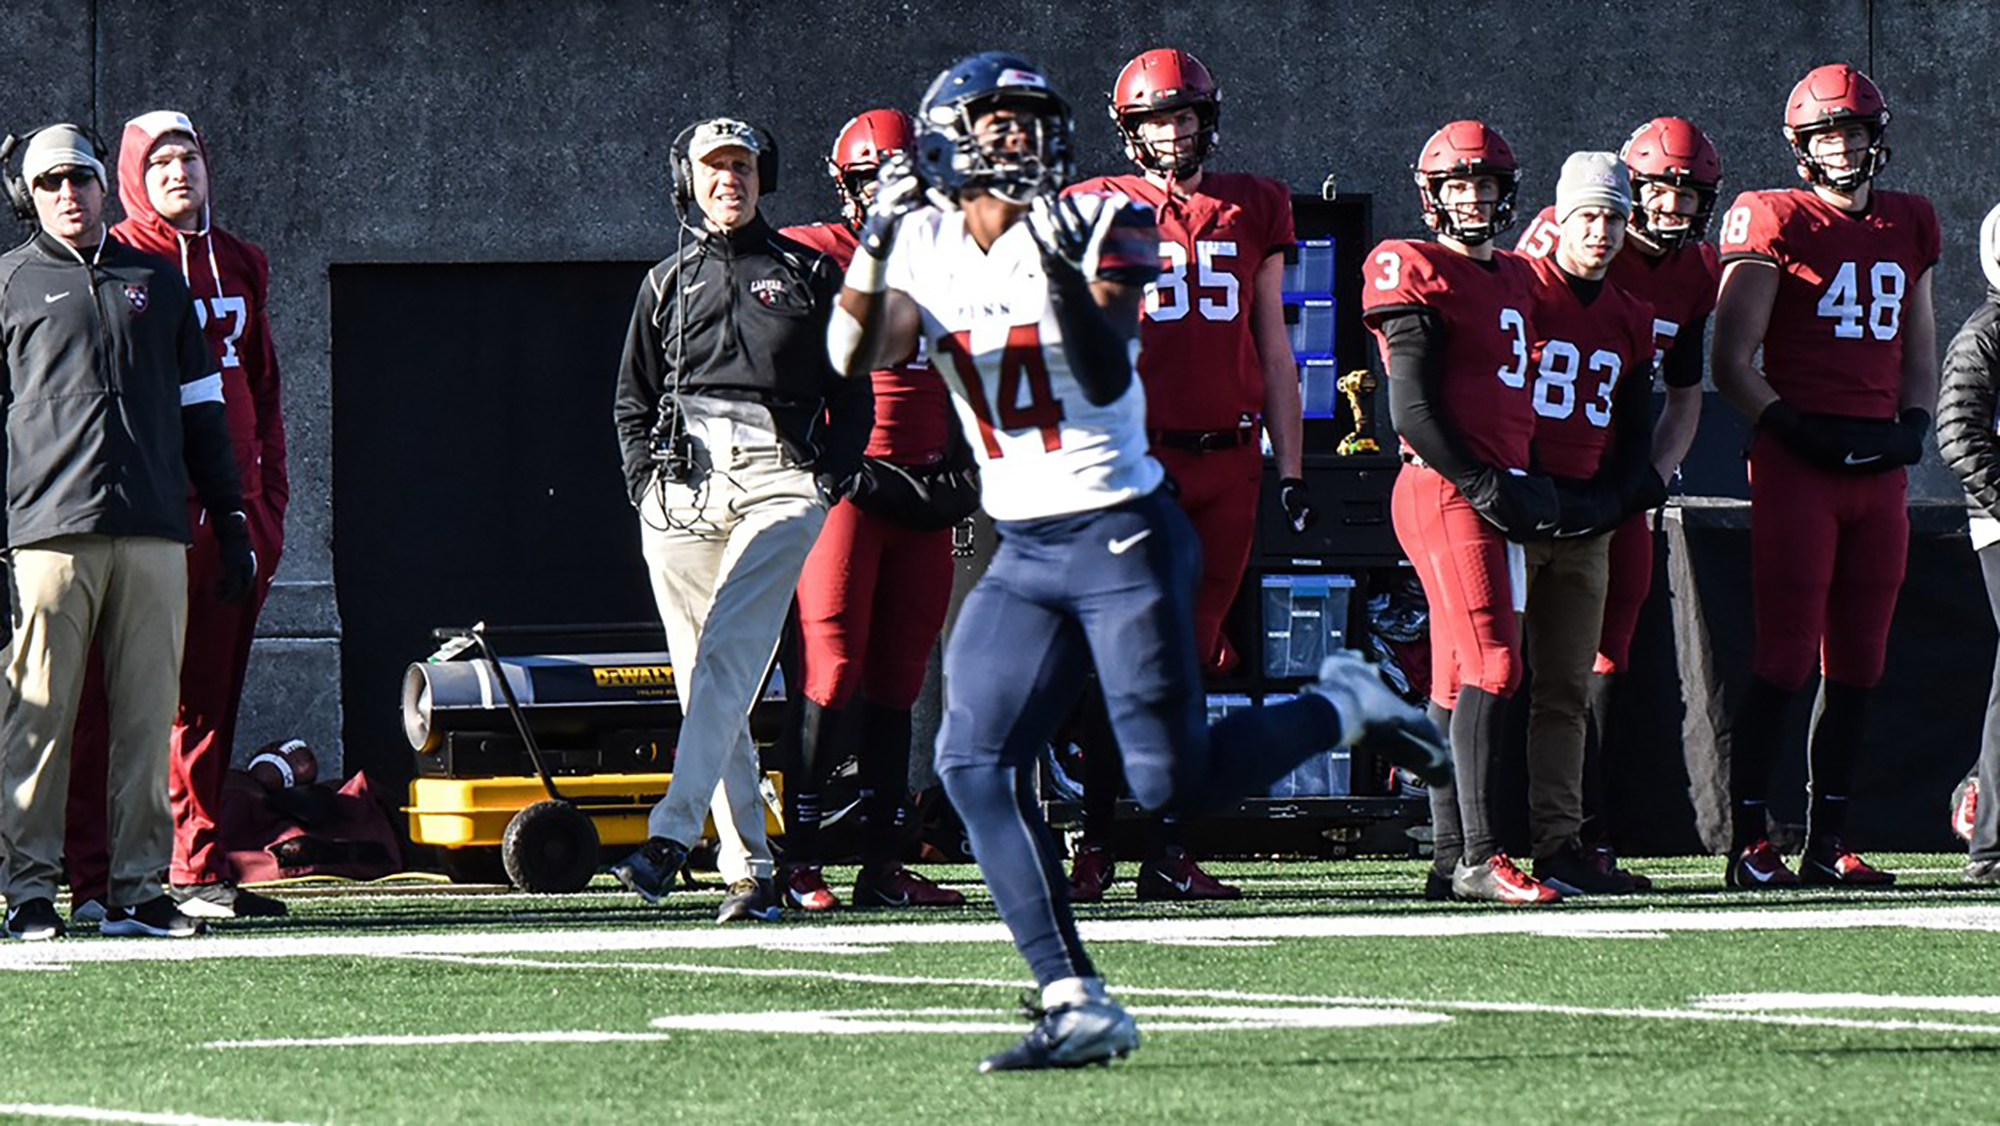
856,152,927,260
1278,476,1318,534
1457,466,1560,541
1759,400,1904,473
815,470,858,507
1025,193,1106,279
1552,481,1622,539
1888,407,1931,466
1626,467,1671,515
213,510,257,603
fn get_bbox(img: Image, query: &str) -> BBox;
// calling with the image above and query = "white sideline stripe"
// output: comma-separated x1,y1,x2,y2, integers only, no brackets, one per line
8,902,2000,970
0,1105,311,1126
1697,993,2000,1014
207,1031,676,1049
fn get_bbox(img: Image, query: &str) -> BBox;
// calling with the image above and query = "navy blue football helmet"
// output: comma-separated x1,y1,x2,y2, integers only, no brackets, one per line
915,51,1074,206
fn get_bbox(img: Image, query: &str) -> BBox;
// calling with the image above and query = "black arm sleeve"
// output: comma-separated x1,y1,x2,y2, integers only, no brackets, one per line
1938,306,2000,519
1046,263,1134,407
1599,357,1657,503
176,298,245,517
614,268,669,506
1662,311,1708,389
1379,310,1484,484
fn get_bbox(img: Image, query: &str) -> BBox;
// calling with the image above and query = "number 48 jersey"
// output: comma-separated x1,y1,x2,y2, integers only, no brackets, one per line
884,195,1166,521
1717,187,1939,418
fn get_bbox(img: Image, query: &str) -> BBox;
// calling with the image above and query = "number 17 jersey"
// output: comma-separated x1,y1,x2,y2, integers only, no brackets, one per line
883,197,1165,521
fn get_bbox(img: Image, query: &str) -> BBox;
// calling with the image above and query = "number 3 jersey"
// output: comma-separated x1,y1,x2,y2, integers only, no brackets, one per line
1065,172,1294,431
884,195,1165,521
1361,239,1542,471
1718,187,1940,418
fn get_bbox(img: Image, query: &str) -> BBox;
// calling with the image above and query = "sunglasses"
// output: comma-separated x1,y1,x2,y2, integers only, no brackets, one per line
31,169,97,191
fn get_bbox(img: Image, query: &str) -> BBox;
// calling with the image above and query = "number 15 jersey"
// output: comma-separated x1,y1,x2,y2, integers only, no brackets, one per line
883,196,1165,521
1718,187,1939,418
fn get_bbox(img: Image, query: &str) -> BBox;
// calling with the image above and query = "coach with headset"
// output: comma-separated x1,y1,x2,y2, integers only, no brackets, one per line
611,117,872,922
0,124,251,941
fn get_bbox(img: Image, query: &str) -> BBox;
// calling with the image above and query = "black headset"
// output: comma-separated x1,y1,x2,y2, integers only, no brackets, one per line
0,123,112,221
669,117,780,212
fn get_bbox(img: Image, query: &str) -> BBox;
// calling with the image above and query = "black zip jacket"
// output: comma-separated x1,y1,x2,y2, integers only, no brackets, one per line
1939,288,2000,519
0,229,241,547
614,214,872,505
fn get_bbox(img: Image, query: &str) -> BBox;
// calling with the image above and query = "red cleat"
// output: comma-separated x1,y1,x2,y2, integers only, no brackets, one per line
1725,839,1800,889
1799,839,1896,887
1067,843,1116,903
1136,848,1241,900
852,864,965,907
783,864,841,911
1452,853,1562,904
1952,776,1979,845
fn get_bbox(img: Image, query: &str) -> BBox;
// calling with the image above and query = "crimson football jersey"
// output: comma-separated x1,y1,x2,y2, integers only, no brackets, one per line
781,221,950,463
1517,205,1720,387
1717,187,1940,417
1066,172,1294,430
1362,240,1541,470
1517,254,1657,479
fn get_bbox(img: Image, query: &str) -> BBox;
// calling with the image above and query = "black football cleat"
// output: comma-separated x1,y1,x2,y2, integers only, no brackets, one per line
612,837,687,905
978,995,1140,1073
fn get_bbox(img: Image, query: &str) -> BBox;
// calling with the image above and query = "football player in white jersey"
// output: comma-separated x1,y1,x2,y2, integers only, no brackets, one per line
827,51,1446,1073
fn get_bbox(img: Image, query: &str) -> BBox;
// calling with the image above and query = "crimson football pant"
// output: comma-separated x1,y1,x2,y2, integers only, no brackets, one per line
787,499,952,869
1972,542,2000,863
1728,436,1908,850
1521,534,1612,859
65,500,281,899
1392,465,1521,865
937,488,1344,986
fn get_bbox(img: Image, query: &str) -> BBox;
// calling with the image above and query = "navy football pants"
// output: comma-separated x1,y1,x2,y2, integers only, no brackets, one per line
937,488,1342,986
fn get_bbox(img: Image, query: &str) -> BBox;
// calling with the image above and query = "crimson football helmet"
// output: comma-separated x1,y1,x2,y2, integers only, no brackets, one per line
828,108,917,231
1783,63,1891,192
1620,116,1722,250
1412,120,1519,245
1108,47,1220,176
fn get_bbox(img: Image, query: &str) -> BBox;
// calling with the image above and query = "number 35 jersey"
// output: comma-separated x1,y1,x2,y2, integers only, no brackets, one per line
1066,172,1294,430
1361,239,1542,471
884,196,1165,521
1718,187,1940,418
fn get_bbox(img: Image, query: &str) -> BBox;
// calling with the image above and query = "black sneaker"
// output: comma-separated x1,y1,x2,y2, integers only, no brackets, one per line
102,895,202,938
1966,858,2000,885
1423,869,1455,901
1534,843,1638,896
4,897,65,941
611,837,687,905
172,882,286,919
715,878,781,923
978,995,1140,1072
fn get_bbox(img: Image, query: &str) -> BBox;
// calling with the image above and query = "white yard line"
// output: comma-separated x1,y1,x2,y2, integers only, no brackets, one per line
8,901,2000,971
0,1105,313,1126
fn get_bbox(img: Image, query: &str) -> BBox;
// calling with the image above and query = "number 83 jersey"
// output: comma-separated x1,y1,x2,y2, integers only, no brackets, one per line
1718,187,1940,418
884,195,1166,521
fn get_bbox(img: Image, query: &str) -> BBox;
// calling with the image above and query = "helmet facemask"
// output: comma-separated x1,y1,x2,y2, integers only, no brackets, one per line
1787,114,1891,193
1115,99,1218,177
1416,168,1519,247
936,94,1072,205
1628,173,1718,251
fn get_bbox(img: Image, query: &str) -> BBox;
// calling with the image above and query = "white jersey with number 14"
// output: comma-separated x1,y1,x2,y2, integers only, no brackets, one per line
884,198,1165,521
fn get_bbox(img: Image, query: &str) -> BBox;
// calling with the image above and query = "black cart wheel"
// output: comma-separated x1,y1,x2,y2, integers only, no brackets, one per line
438,846,508,886
501,800,601,893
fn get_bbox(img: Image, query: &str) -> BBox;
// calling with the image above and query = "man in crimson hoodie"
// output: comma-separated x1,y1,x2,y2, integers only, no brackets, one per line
66,109,290,921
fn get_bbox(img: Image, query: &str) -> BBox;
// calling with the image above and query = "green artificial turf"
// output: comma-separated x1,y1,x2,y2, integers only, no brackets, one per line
2,855,1998,1124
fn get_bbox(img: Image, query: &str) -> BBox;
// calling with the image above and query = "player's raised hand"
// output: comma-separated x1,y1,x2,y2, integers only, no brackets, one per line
857,152,926,259
1026,193,1104,277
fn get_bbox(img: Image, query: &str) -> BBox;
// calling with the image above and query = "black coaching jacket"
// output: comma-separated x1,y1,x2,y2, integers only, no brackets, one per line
0,229,241,548
1939,288,2000,521
613,213,872,506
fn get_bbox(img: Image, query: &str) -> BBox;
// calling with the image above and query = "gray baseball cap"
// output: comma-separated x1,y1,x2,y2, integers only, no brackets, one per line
687,118,763,163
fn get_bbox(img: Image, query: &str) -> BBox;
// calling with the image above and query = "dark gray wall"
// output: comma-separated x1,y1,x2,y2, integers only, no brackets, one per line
2,0,1985,771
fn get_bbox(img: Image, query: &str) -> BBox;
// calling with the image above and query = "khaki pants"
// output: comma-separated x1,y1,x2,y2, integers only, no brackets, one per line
1521,533,1612,859
638,423,825,883
2,535,187,906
